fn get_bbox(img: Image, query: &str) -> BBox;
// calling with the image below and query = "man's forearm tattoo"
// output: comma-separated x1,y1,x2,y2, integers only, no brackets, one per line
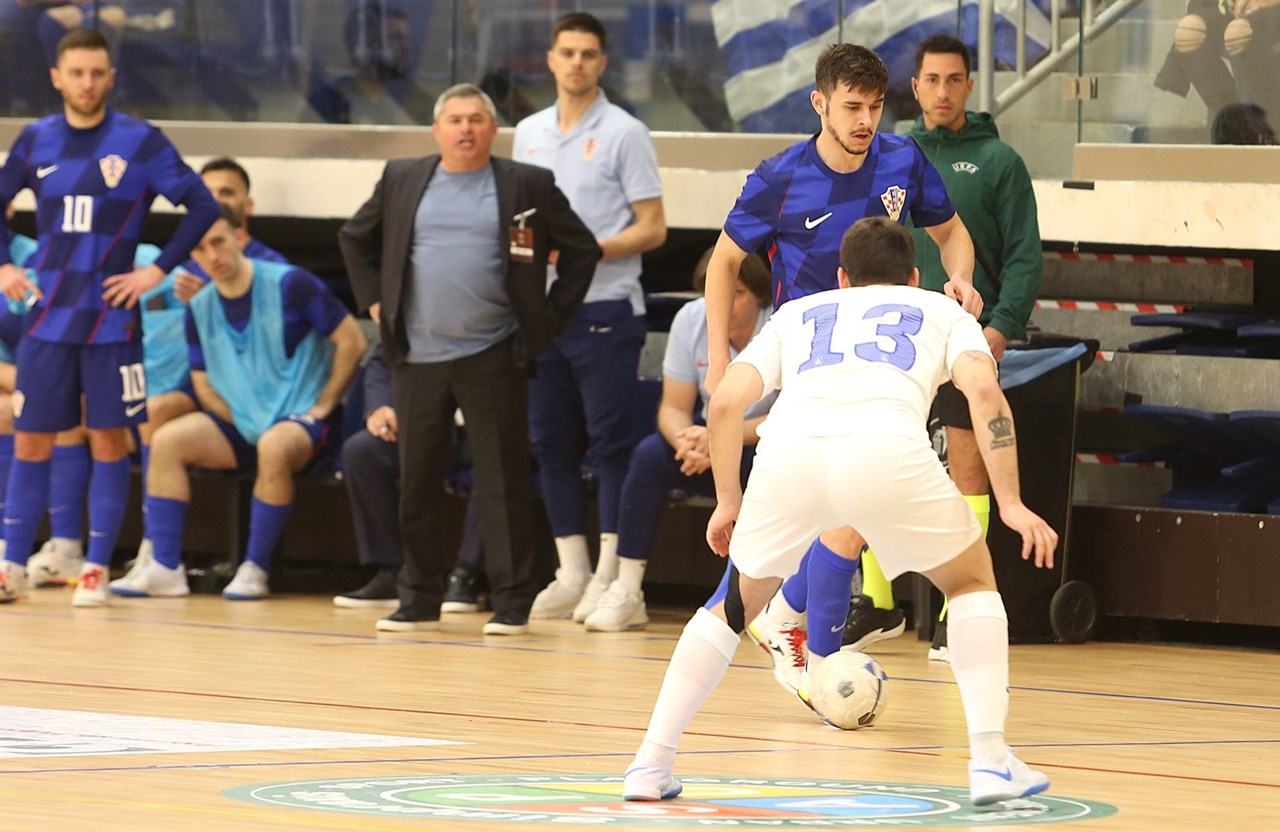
988,413,1015,450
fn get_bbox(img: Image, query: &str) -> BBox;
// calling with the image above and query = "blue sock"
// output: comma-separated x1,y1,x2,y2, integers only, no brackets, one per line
139,442,151,500
244,497,292,571
805,538,862,658
4,459,51,567
86,458,131,567
49,444,91,540
145,496,188,569
0,435,14,520
781,549,811,613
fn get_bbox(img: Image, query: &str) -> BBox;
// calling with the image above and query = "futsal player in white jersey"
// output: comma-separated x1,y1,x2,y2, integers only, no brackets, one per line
623,218,1057,808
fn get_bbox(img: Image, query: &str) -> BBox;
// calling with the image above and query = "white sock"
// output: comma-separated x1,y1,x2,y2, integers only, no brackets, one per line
947,590,1013,760
617,556,646,592
594,532,620,584
641,607,740,751
554,535,591,581
765,589,803,625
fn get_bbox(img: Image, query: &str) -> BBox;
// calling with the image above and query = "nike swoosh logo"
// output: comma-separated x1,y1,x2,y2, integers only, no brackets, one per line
36,165,58,179
830,623,843,633
125,402,146,417
974,767,1014,781
804,212,833,229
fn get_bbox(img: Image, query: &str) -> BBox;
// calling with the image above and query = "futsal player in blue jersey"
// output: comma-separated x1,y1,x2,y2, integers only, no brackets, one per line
0,29,220,606
700,44,983,695
110,207,366,600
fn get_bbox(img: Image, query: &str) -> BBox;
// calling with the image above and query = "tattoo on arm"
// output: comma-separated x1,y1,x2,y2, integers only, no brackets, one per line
988,412,1015,450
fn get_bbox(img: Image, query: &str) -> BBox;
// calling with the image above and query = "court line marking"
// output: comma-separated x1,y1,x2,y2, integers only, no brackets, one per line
6,744,1280,791
5,607,1279,713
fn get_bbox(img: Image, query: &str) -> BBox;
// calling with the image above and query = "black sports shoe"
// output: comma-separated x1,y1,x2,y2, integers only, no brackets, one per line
376,608,441,632
482,609,529,636
334,568,399,609
928,617,950,663
840,594,907,653
441,567,483,613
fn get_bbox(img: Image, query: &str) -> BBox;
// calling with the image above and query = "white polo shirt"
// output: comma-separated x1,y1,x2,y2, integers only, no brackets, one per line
513,90,663,315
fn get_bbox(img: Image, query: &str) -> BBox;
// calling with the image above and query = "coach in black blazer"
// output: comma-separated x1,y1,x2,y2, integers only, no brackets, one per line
339,83,600,636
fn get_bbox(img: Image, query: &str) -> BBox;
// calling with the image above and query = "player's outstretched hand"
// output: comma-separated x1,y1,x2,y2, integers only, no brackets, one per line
706,502,739,558
998,502,1058,569
103,263,165,308
173,272,207,303
0,263,40,304
944,279,984,319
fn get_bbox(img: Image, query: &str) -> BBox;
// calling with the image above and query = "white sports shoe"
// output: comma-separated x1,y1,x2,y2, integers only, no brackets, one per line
623,760,682,801
28,538,85,587
71,563,110,607
223,561,270,600
116,539,155,586
745,596,808,695
969,751,1050,806
571,576,611,623
583,580,648,632
0,560,29,604
110,558,190,598
529,570,588,620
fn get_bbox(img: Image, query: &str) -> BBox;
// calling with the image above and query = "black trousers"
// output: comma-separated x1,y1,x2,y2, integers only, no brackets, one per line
341,430,403,569
391,339,536,617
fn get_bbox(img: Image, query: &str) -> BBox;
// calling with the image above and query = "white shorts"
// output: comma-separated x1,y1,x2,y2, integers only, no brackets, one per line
728,433,981,581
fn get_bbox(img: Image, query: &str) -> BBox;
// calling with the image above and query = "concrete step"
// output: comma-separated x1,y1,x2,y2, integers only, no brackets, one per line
1080,352,1280,412
1039,256,1254,305
1030,305,1182,352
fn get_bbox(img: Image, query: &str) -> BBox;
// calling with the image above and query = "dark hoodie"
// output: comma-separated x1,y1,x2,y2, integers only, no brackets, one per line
907,112,1041,342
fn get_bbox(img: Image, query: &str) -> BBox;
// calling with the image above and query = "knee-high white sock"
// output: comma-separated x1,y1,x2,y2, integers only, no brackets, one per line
947,590,1012,761
595,532,620,583
554,534,591,580
638,608,741,766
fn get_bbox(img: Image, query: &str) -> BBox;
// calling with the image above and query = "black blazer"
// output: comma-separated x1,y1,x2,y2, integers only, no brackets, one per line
338,154,602,368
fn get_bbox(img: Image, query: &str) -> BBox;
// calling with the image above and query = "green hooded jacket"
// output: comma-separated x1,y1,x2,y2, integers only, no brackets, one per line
907,112,1041,341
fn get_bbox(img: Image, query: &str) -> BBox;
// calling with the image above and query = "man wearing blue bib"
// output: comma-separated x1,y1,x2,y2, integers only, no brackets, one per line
110,206,366,601
514,12,667,624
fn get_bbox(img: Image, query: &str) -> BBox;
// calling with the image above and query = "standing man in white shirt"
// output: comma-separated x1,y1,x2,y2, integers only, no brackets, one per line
514,11,667,625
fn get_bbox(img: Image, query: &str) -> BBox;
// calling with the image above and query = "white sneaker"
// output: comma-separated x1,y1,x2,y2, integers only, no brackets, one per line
745,595,808,695
110,558,190,597
27,538,85,587
969,752,1050,806
529,570,588,619
584,580,648,632
223,561,269,600
117,539,155,586
71,563,110,607
623,759,682,801
571,576,611,623
0,560,28,604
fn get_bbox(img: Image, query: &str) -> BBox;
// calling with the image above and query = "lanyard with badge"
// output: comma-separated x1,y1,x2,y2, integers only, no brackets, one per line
510,208,536,262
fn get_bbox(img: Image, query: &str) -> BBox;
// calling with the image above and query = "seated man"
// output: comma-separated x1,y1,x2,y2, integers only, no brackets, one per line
110,205,365,600
578,249,774,632
114,156,291,584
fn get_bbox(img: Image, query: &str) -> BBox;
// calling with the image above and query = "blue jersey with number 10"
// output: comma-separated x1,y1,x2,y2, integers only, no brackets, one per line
0,109,207,345
723,134,955,309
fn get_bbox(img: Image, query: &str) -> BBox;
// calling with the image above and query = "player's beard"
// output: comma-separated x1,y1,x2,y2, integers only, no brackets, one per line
826,122,870,157
64,92,108,122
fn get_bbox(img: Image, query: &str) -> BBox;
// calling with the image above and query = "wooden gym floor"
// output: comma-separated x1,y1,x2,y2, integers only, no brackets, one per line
1,587,1277,830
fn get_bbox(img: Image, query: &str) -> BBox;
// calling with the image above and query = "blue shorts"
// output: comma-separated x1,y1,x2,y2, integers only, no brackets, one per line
210,412,336,474
14,338,147,432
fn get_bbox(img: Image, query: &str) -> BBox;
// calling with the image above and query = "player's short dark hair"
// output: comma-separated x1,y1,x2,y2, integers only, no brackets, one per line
692,247,771,307
840,218,915,286
200,157,251,192
915,34,971,77
215,202,244,230
552,12,607,52
815,44,888,98
56,29,112,64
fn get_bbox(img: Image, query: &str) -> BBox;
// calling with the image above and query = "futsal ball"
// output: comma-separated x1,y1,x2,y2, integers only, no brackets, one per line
1173,15,1207,53
809,651,889,730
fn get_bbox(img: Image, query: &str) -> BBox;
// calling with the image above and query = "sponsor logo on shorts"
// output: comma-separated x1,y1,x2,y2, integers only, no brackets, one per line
225,774,1117,827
